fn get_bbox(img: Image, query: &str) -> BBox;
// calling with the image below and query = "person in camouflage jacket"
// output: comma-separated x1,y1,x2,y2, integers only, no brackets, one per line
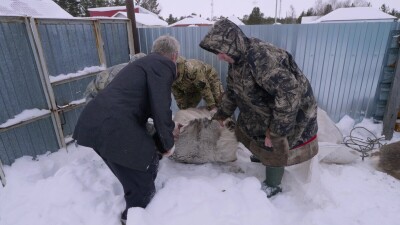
172,56,224,110
84,53,146,102
199,18,318,198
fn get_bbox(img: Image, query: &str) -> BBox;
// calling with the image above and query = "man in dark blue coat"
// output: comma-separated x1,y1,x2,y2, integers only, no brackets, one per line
72,35,180,223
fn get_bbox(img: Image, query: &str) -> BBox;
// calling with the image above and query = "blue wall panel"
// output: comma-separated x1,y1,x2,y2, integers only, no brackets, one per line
100,21,130,67
0,116,58,165
37,21,100,76
0,20,48,124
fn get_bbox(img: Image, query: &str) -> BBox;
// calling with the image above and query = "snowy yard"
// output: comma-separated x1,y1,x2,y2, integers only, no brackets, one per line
1,117,400,225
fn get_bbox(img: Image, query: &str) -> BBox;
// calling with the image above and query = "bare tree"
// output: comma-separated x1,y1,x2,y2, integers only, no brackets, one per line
314,0,325,15
287,5,296,23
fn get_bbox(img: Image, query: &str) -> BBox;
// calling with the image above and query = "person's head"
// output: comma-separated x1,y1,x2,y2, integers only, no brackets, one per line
199,18,247,64
151,35,180,63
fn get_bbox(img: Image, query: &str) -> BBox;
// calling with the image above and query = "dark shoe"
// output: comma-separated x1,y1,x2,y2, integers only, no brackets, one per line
250,154,261,163
261,183,282,198
121,212,127,225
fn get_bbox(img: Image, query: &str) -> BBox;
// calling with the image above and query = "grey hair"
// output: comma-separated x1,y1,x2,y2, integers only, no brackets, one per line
151,35,180,60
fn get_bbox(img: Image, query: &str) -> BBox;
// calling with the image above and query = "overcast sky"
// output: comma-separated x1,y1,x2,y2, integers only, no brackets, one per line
157,0,400,19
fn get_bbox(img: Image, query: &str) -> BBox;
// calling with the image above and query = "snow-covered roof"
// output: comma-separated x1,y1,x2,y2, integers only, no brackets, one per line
0,0,73,18
227,15,244,25
88,6,126,12
314,7,397,23
169,16,213,27
113,12,167,27
88,5,156,17
301,16,321,24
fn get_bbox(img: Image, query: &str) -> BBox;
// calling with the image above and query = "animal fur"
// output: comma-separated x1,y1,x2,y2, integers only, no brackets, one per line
171,108,238,164
378,141,400,180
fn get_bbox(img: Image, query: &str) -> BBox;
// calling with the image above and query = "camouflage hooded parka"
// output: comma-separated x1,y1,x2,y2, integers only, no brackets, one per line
199,19,318,167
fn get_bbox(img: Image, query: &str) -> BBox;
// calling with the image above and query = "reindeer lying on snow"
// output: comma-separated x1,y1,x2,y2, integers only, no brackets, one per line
170,107,238,164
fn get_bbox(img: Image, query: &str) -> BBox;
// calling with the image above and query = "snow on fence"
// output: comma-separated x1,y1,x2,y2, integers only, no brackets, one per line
0,16,134,165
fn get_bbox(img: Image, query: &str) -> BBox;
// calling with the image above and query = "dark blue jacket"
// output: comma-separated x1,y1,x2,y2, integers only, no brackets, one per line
73,53,176,171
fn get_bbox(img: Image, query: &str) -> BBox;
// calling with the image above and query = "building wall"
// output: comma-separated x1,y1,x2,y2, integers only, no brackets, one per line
89,8,140,17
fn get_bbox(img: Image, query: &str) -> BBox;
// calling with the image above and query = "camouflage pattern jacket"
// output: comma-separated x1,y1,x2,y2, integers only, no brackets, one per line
172,56,224,109
84,63,128,102
200,19,318,167
84,53,146,102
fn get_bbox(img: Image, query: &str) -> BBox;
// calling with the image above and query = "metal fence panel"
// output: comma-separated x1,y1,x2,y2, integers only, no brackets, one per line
0,17,134,166
37,20,100,76
60,107,85,139
100,20,130,67
138,22,394,122
35,18,132,139
0,116,58,165
1,18,397,165
0,18,48,124
52,77,93,137
0,17,59,165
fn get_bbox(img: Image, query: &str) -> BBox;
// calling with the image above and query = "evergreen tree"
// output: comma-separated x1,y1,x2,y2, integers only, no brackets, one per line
165,14,178,25
323,4,333,15
380,4,389,13
389,8,400,18
136,0,161,15
79,0,109,17
53,0,110,17
244,7,265,25
297,11,305,24
110,0,126,6
306,8,315,16
53,0,81,16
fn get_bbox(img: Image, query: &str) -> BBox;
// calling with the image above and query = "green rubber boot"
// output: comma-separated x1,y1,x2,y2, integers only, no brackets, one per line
261,166,284,198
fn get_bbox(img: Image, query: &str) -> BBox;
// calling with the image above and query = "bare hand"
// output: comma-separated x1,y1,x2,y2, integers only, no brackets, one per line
173,123,182,141
209,106,218,115
163,146,175,157
264,129,272,147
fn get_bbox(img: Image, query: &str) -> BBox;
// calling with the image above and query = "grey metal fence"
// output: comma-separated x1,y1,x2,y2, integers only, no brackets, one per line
1,17,399,166
137,22,398,123
0,17,59,165
0,16,133,165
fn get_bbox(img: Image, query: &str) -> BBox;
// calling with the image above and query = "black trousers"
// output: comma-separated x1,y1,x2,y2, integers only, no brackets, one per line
103,154,159,220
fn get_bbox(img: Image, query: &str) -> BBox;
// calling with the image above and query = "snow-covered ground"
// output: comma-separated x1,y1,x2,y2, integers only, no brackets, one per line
1,116,400,225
